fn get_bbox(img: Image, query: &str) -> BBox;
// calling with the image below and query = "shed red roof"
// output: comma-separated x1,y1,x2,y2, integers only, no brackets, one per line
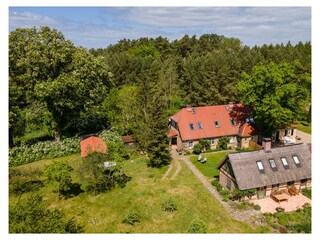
80,136,107,157
170,104,258,141
122,135,135,143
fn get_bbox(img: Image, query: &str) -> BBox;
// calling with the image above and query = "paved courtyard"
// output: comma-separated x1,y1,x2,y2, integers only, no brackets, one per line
250,194,311,213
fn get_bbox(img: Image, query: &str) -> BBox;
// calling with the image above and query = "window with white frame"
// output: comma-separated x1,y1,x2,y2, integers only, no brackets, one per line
229,137,236,143
188,141,194,148
292,155,301,167
281,157,289,169
256,160,265,173
210,139,215,145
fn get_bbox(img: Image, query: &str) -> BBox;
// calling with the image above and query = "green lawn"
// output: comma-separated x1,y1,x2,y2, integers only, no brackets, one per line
297,122,311,134
9,153,268,233
190,152,229,179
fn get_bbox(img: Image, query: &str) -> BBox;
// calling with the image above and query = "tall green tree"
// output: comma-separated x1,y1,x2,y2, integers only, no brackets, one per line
237,61,311,136
9,27,110,141
145,93,172,167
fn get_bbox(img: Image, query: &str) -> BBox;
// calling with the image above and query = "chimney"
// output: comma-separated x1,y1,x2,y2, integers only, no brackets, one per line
262,138,272,152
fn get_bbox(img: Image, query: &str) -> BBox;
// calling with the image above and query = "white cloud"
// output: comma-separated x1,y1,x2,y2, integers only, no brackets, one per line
9,11,58,29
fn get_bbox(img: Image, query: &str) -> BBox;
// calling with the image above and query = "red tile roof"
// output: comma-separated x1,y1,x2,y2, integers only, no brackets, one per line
80,136,107,157
170,104,258,141
167,130,178,138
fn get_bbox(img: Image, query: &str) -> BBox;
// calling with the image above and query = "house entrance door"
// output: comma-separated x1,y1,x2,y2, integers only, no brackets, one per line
171,137,177,145
257,187,266,199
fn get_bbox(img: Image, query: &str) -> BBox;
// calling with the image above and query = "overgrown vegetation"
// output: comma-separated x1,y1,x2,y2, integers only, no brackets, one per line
44,161,81,198
9,137,81,166
302,188,311,199
78,153,131,195
9,195,83,233
264,203,311,233
9,154,265,233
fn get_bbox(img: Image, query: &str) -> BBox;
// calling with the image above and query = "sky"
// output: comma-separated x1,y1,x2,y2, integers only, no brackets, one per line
9,6,311,49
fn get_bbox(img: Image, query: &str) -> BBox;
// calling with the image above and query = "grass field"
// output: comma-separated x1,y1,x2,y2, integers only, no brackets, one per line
297,122,311,134
190,152,229,179
9,153,269,233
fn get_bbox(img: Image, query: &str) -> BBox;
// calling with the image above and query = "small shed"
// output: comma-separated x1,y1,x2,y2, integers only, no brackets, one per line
80,136,107,157
122,135,135,146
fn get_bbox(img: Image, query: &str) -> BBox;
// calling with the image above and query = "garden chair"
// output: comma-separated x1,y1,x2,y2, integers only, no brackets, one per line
201,157,207,163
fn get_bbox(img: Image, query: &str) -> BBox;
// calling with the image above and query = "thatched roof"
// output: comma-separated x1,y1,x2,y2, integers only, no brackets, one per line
218,143,311,190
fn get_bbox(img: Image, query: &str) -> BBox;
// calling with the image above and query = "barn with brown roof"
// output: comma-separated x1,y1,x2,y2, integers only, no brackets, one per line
168,103,259,151
217,139,311,199
80,136,107,157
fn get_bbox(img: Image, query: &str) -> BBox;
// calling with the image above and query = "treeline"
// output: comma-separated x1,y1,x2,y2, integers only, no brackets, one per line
9,27,311,162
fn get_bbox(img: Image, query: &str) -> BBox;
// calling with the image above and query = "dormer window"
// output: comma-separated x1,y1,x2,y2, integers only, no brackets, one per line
189,123,195,130
197,122,203,129
256,160,265,173
281,157,289,169
214,121,220,128
292,155,301,167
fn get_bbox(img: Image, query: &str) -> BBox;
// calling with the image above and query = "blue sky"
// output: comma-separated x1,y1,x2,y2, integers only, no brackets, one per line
9,7,311,49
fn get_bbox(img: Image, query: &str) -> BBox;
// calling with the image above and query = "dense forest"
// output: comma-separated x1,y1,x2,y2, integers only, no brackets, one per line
9,27,311,156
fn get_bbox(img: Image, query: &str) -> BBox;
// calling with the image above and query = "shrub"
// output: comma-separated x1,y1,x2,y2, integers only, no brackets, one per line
217,136,230,150
188,219,207,233
161,198,177,212
9,195,83,233
302,188,311,199
122,211,142,225
44,161,81,198
254,204,261,211
78,153,131,195
193,144,202,154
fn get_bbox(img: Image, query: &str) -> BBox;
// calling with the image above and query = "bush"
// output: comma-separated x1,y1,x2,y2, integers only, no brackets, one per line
188,219,207,233
193,144,202,154
302,188,311,199
9,195,83,233
254,204,261,211
44,161,80,198
122,211,142,225
161,198,177,212
9,137,81,166
78,153,131,195
99,129,130,162
217,136,230,150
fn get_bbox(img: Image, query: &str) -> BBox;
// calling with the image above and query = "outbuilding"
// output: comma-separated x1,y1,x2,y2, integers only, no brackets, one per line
80,136,107,157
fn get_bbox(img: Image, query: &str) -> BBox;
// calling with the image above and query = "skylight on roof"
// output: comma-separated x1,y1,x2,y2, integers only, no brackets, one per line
230,119,236,126
281,157,289,169
189,123,195,130
292,155,301,167
256,160,265,173
214,121,220,128
269,159,277,170
197,122,203,129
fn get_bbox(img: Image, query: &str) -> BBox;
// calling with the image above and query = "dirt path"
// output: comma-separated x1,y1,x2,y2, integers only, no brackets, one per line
296,129,311,143
170,149,266,225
